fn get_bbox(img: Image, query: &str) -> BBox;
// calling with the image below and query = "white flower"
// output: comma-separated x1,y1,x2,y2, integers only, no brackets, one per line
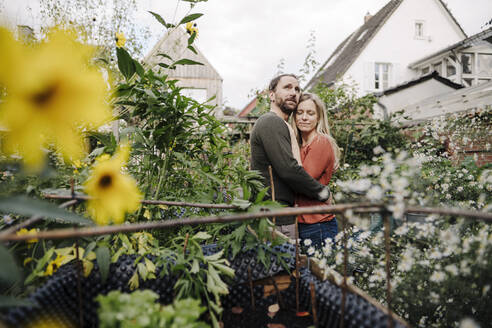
373,146,385,155
428,248,443,260
429,291,440,304
303,239,312,246
359,165,371,177
389,202,405,219
358,246,372,258
335,252,344,265
460,260,471,275
441,183,449,192
3,215,13,225
366,186,383,201
457,186,464,192
371,165,381,176
350,179,372,193
394,225,409,236
307,247,315,256
482,285,490,296
459,318,480,328
440,229,460,247
430,271,445,283
369,268,386,283
444,264,458,276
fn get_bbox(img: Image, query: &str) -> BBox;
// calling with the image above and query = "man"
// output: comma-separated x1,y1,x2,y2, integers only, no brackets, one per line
250,74,331,237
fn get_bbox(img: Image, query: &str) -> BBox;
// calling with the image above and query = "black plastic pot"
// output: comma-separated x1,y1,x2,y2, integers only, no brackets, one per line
2,243,404,328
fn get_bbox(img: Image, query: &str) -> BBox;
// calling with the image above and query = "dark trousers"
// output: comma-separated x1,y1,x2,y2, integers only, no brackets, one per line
298,218,338,248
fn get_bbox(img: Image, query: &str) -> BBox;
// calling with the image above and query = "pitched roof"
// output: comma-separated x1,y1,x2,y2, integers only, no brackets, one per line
305,0,466,90
375,71,463,97
409,27,492,69
143,27,222,81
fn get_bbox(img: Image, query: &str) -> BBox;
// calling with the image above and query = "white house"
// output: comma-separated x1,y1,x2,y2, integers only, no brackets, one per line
144,28,223,113
306,0,467,96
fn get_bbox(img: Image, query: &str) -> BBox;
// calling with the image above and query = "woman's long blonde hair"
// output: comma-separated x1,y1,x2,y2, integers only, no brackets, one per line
292,92,341,170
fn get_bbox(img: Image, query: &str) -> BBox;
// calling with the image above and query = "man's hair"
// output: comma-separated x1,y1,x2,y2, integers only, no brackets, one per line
268,74,298,91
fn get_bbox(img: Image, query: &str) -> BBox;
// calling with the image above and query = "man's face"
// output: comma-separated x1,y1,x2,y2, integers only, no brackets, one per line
270,76,301,115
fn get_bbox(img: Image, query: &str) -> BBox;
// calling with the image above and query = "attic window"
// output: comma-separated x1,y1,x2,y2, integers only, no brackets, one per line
415,21,425,39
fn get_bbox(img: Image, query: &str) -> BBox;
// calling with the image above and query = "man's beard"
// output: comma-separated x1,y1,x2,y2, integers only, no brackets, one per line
277,96,297,115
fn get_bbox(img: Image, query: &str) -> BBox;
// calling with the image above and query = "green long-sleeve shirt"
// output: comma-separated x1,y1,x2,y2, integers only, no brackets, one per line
250,112,329,224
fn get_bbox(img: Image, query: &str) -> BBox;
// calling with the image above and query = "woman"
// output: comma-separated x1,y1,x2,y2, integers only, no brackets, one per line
292,92,341,248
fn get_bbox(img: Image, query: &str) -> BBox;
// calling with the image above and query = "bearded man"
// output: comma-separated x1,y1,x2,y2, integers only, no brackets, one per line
250,74,331,238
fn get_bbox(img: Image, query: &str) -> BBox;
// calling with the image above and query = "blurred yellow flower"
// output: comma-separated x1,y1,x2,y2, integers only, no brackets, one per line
16,228,38,243
26,316,74,328
84,143,142,225
44,254,66,276
0,27,113,171
115,31,126,48
185,22,198,36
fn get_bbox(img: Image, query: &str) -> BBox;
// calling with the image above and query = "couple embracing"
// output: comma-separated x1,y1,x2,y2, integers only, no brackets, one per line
250,74,341,248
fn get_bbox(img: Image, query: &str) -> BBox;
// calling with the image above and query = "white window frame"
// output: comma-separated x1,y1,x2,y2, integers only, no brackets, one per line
374,63,391,91
414,20,425,40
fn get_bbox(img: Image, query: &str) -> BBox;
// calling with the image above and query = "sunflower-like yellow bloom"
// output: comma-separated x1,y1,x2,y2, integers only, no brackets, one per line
185,22,199,36
115,31,126,48
44,254,66,276
0,27,113,171
84,144,142,225
16,228,38,243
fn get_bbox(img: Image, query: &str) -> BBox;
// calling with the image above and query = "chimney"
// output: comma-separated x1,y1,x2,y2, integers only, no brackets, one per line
364,12,372,23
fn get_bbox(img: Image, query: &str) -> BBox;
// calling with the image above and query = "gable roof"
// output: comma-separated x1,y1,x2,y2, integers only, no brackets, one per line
409,27,492,69
375,71,463,97
143,27,222,81
305,0,466,90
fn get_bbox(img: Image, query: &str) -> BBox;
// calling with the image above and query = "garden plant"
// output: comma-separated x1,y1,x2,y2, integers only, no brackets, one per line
0,1,491,327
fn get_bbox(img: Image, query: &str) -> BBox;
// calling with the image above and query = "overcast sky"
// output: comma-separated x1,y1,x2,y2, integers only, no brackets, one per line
2,0,492,110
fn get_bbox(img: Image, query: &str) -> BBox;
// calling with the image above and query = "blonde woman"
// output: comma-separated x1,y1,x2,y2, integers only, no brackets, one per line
293,92,341,247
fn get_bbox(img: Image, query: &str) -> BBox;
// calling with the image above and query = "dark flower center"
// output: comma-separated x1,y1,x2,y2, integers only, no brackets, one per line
31,83,59,108
98,174,113,188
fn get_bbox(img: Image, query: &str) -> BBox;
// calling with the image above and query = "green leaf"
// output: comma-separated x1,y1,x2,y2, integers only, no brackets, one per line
172,59,204,67
157,53,173,61
134,60,145,78
187,45,198,55
187,31,197,45
158,63,170,69
0,245,19,284
178,13,203,25
116,47,136,80
149,11,170,28
128,271,139,290
193,231,211,240
231,199,251,210
96,246,110,283
0,196,93,226
0,295,33,308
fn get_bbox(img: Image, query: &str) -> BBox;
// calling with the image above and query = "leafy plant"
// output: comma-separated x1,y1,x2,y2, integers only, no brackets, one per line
97,289,209,328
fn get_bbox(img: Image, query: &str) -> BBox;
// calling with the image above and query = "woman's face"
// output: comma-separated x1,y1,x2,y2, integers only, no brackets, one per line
295,99,318,134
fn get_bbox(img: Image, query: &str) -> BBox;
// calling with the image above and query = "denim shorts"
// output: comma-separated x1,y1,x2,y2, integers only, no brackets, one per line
298,218,338,248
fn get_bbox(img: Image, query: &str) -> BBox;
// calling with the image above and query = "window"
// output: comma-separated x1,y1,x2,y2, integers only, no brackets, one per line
415,21,424,38
446,59,456,77
477,54,492,76
374,63,391,90
422,67,430,75
432,62,442,75
461,54,474,74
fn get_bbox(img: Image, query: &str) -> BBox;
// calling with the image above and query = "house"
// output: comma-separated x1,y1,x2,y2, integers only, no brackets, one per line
374,71,463,119
144,27,223,114
408,27,492,87
306,0,467,96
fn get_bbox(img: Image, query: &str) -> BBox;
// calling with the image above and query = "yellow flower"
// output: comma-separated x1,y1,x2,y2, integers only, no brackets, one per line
185,22,199,36
115,32,126,48
23,257,33,266
44,254,66,276
16,228,38,243
0,27,113,171
84,143,142,225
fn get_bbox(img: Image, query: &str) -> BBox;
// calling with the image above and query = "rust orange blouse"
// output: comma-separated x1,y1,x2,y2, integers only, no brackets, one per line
296,134,335,224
